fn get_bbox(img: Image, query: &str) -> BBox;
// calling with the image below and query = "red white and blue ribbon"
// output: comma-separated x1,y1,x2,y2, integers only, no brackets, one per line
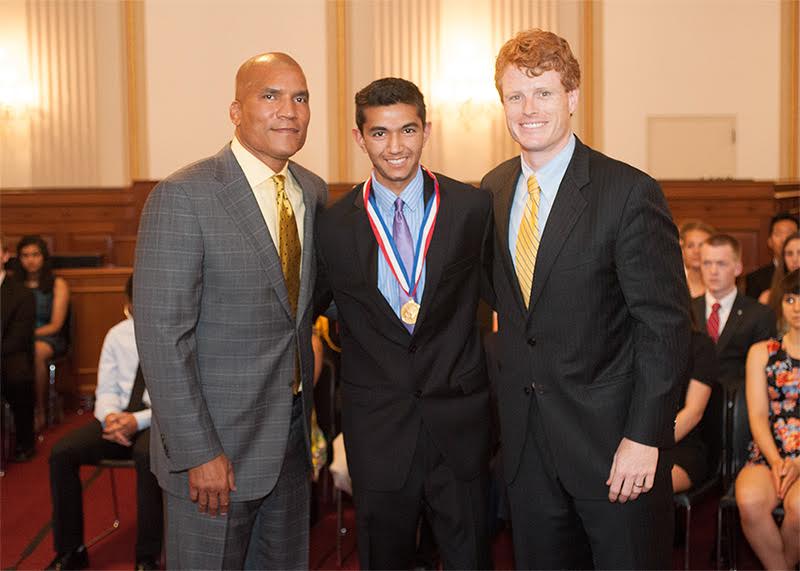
362,166,440,299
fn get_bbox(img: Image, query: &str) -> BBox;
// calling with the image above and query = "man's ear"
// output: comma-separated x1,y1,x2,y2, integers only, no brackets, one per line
567,88,579,116
230,100,241,126
352,127,368,154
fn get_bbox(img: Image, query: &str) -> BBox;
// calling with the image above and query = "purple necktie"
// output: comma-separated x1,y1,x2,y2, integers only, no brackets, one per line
393,198,415,332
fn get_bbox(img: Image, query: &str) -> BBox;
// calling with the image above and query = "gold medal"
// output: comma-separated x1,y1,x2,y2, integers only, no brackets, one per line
400,300,420,325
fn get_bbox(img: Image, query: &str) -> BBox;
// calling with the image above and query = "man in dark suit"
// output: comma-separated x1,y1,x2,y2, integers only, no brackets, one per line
744,212,798,299
134,53,326,569
315,78,492,570
694,234,776,390
481,29,690,569
0,237,36,461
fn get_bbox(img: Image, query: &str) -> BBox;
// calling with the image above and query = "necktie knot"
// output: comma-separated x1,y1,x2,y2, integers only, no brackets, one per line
527,174,540,197
272,173,286,197
394,197,405,213
712,302,721,313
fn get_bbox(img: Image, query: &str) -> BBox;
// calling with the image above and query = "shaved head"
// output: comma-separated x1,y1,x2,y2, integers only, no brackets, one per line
235,52,303,100
229,52,310,171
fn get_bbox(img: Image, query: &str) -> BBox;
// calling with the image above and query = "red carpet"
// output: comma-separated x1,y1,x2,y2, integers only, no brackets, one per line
2,411,763,570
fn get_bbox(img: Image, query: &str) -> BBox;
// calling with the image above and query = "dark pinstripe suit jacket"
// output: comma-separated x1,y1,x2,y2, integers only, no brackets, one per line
134,144,327,500
481,137,691,499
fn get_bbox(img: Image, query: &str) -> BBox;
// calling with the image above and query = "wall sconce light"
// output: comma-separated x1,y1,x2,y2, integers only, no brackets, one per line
0,47,38,119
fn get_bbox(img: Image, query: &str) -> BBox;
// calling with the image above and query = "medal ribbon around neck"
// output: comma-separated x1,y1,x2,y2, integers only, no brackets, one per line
363,166,440,300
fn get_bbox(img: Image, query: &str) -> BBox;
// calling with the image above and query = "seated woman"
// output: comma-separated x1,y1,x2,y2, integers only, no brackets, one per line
760,232,800,323
736,269,800,571
16,236,70,430
679,220,715,299
671,320,717,492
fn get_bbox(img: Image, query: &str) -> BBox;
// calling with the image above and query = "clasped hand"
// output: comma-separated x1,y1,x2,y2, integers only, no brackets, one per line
102,412,138,446
188,453,237,517
771,457,799,500
606,437,658,503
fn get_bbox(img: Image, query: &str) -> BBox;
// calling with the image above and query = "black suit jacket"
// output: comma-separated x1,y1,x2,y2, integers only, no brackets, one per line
691,293,776,390
1,275,36,384
744,264,774,300
481,138,690,499
315,172,493,491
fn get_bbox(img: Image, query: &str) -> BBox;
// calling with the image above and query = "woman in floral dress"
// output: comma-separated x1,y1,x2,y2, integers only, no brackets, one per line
736,269,800,571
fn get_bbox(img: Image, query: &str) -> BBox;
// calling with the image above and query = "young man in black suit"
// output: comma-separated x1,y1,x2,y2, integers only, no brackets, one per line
695,234,776,390
744,212,798,299
482,29,690,569
315,78,492,570
0,237,36,461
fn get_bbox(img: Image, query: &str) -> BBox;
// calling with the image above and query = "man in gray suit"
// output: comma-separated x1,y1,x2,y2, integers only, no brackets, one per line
134,52,326,570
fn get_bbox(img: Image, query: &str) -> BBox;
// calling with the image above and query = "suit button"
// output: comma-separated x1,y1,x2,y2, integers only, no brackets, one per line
409,344,417,353
523,386,531,395
527,337,536,346
414,390,422,398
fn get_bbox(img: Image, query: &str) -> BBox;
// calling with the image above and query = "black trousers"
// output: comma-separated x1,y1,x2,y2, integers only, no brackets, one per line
49,419,163,561
1,360,34,451
353,423,490,570
507,406,673,570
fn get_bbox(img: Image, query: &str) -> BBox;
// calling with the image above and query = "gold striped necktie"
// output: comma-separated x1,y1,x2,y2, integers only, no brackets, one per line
515,174,540,309
273,173,302,393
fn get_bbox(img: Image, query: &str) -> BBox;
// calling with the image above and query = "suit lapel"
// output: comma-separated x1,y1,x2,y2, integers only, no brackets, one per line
351,185,410,339
214,146,293,320
527,141,589,314
716,294,744,353
289,162,319,325
414,174,451,331
493,160,527,314
692,297,706,329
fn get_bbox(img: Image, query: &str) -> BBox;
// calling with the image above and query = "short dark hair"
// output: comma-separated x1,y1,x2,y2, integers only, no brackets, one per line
125,275,133,302
770,212,799,235
355,77,426,132
705,233,741,259
783,269,800,296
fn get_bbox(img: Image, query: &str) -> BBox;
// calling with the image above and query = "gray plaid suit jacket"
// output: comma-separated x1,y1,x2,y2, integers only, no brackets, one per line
133,143,326,500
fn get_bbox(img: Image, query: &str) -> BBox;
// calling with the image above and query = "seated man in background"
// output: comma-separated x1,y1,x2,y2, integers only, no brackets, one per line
692,234,776,391
48,277,162,571
0,237,37,461
745,212,798,300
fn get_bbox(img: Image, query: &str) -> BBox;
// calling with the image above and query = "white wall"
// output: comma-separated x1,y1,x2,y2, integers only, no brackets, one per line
601,0,781,179
142,0,330,180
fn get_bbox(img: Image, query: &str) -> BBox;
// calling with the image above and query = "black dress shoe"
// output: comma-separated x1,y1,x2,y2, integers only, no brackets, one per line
135,558,159,570
46,545,89,570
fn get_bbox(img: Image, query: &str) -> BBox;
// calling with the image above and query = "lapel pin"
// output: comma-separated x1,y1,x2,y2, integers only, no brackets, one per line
737,309,743,316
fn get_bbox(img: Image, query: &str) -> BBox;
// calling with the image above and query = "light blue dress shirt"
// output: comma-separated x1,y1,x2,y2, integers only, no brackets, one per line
509,134,576,269
371,167,427,320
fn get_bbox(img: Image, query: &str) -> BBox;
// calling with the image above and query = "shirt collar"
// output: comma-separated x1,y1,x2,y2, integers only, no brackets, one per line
705,287,738,311
230,135,289,189
520,133,576,195
370,166,424,213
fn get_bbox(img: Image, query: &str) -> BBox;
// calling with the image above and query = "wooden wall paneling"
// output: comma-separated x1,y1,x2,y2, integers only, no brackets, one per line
774,182,799,216
111,235,138,267
662,180,776,273
55,268,132,397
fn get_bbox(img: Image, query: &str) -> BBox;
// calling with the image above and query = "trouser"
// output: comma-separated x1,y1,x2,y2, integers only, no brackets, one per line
49,420,163,561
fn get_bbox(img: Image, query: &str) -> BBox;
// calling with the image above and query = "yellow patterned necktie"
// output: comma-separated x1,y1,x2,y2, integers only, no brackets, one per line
515,174,540,309
273,173,302,393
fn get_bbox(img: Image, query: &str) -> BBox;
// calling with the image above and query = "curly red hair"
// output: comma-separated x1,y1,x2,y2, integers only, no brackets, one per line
494,29,581,98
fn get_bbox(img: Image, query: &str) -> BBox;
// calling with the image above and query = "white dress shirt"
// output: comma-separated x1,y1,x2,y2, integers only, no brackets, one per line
704,287,738,335
230,136,306,253
94,317,151,430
